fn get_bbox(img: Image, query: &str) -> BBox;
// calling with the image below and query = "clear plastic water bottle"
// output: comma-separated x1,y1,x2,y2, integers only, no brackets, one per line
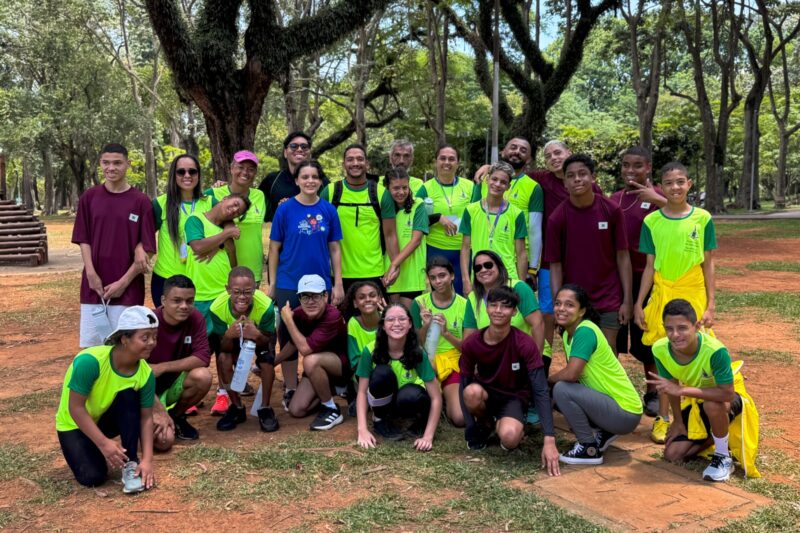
231,340,256,392
424,321,441,362
424,197,435,216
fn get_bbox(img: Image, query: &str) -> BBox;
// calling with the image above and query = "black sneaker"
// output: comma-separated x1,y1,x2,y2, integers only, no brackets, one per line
643,391,660,418
171,412,199,440
465,424,489,450
309,405,344,431
559,441,603,465
257,407,279,432
373,418,405,441
282,389,295,412
216,404,247,431
241,383,255,396
595,429,619,453
347,399,357,418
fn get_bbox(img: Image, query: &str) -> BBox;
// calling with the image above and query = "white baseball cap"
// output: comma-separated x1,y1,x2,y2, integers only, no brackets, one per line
297,274,326,294
106,305,159,342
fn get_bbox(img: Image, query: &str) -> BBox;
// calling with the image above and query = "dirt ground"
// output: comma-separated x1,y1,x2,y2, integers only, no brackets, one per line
0,220,798,531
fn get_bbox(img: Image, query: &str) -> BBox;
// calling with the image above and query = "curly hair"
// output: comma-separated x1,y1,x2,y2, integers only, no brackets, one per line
343,280,383,321
372,304,423,371
555,284,601,334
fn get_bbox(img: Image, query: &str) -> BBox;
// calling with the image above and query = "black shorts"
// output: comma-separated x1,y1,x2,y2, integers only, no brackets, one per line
209,334,275,365
154,372,181,397
486,390,528,424
674,394,742,444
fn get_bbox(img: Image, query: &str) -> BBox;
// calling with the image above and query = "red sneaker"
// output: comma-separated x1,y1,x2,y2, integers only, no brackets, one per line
210,393,230,416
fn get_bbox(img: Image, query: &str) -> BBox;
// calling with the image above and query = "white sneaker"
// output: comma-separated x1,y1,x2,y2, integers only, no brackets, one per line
703,453,734,482
121,461,144,494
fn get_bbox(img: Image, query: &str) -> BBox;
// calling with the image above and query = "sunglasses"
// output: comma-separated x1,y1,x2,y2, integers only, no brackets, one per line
473,261,495,273
288,142,311,151
176,168,199,177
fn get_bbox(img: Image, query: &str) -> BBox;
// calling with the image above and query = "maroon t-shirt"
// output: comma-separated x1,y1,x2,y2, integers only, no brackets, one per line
460,327,543,401
71,185,156,305
529,170,603,268
544,194,628,313
292,304,347,358
609,188,661,274
147,307,211,366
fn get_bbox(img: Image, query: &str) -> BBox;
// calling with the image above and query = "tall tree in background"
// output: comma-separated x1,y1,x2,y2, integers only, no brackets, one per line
668,0,741,213
143,0,390,179
730,0,800,209
767,21,800,209
620,0,671,152
439,0,617,147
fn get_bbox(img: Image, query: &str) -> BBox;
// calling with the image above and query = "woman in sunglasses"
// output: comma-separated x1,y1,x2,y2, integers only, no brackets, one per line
462,250,544,351
151,154,215,304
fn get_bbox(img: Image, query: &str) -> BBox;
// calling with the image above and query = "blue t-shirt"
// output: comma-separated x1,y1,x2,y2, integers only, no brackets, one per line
269,197,343,290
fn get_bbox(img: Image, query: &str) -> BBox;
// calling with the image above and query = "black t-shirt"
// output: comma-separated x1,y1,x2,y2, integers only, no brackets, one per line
259,168,330,222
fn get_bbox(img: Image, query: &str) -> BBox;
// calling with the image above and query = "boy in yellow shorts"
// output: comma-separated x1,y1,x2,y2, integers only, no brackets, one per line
634,162,716,443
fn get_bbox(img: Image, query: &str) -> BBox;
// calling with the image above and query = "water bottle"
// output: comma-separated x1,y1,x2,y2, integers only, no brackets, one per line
424,321,441,362
424,197,435,216
231,340,256,393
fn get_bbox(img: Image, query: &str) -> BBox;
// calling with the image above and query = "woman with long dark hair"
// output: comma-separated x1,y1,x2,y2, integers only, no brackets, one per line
151,154,214,304
355,304,442,450
550,284,642,465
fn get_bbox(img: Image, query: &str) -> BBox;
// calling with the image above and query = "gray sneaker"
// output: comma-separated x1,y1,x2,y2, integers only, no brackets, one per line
703,453,734,482
121,461,144,494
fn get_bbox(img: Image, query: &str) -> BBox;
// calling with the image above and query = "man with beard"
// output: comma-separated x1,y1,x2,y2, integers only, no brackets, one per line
320,144,399,294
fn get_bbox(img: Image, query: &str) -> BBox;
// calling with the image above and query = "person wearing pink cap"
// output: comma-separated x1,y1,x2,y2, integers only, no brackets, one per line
207,150,268,286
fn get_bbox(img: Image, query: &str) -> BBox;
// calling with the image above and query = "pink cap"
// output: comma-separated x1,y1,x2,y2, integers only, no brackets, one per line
233,150,259,165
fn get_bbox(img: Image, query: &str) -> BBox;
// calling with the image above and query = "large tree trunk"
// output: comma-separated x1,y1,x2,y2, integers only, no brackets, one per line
737,90,764,209
144,120,157,197
22,156,34,210
42,147,55,215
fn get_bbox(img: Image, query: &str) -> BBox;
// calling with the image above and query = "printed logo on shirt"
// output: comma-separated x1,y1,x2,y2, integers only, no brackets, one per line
184,336,192,344
598,221,608,230
129,213,139,222
511,362,520,371
689,225,699,240
641,202,651,209
298,213,326,236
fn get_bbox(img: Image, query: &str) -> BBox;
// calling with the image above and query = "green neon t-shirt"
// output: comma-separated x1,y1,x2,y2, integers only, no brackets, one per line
415,177,476,250
460,200,526,280
152,194,216,278
652,332,733,388
209,290,275,337
55,345,155,431
386,198,429,293
563,321,642,415
639,207,717,281
208,186,266,282
410,292,467,355
185,214,232,302
347,317,378,370
478,174,544,214
320,181,396,278
355,341,435,387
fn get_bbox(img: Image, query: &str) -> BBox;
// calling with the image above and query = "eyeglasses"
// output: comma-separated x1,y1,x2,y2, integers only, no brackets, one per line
473,261,495,273
384,316,410,324
288,143,311,152
231,289,254,297
176,168,199,177
299,292,324,303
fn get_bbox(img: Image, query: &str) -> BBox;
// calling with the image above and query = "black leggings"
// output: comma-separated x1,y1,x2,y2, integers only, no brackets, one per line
368,364,429,420
57,388,141,487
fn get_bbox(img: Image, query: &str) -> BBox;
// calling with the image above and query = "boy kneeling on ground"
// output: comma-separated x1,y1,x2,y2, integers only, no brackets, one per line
646,299,740,482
